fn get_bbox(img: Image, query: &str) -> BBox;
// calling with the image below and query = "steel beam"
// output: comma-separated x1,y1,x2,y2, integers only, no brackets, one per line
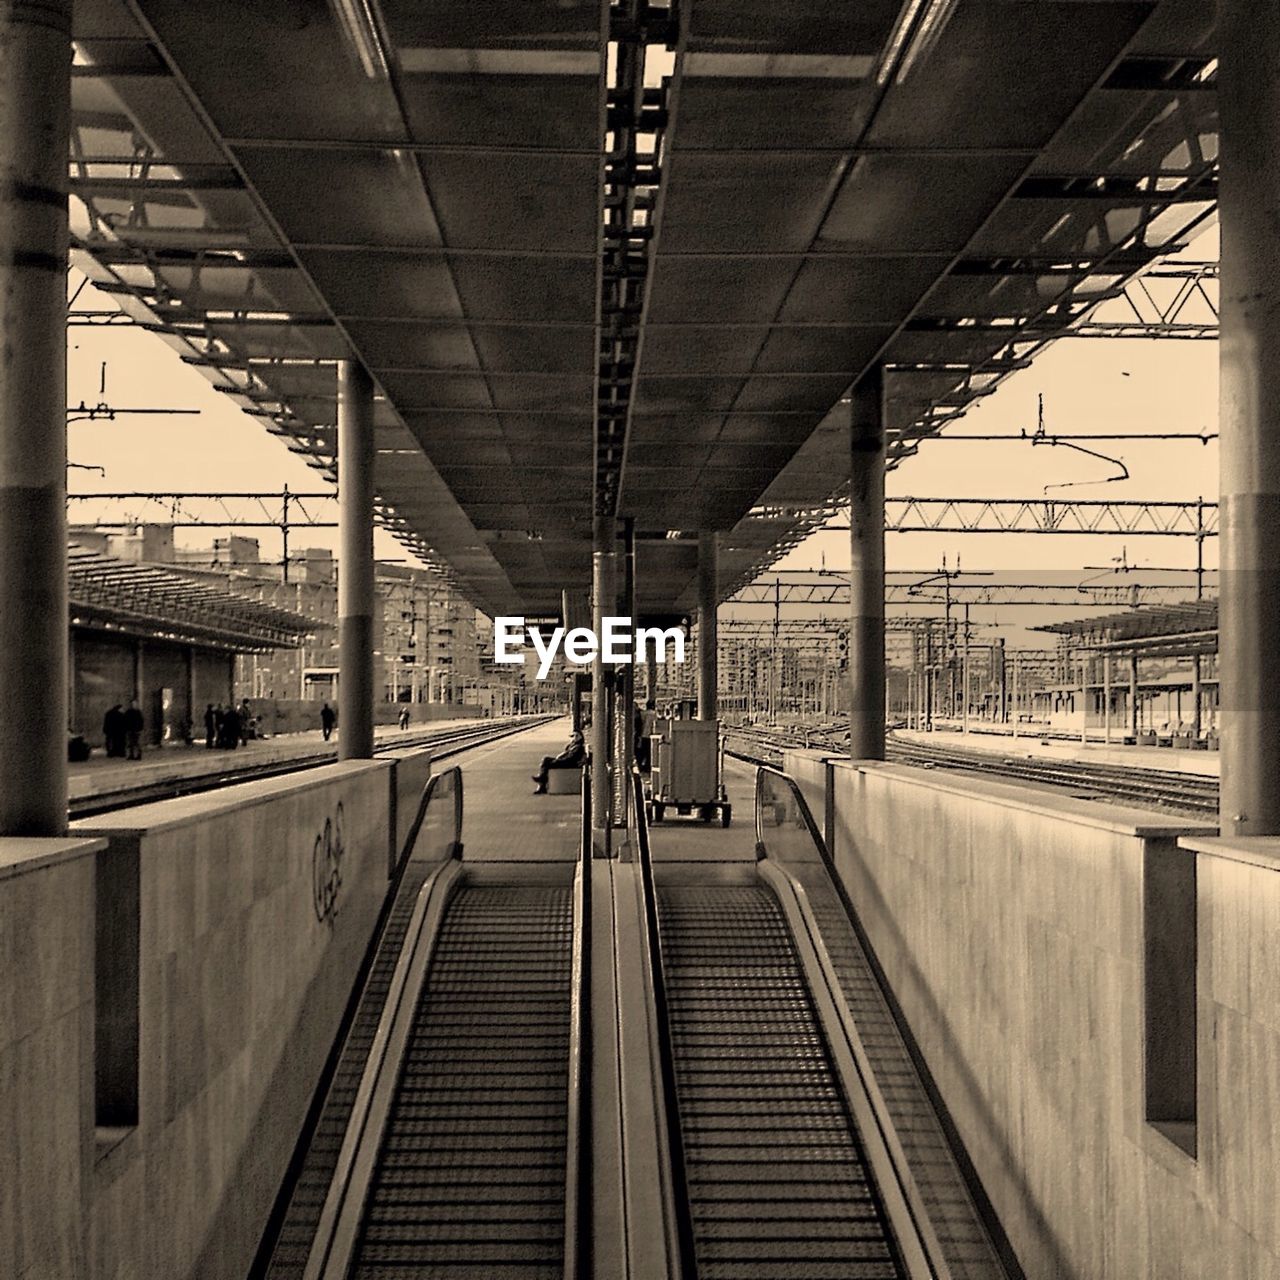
0,1,71,836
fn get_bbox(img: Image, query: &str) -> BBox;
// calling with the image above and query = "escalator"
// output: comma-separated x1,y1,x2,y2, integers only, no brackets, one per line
261,765,588,1280
264,757,1011,1280
657,885,907,1280
348,884,575,1278
633,770,1018,1280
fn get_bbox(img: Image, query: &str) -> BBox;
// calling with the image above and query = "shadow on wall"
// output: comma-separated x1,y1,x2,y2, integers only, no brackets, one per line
836,824,1075,1278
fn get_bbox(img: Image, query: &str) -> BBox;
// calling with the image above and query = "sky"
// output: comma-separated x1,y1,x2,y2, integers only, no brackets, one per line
68,226,1220,639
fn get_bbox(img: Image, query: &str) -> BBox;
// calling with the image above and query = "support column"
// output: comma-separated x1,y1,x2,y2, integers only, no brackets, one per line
848,369,885,759
1129,652,1140,740
697,532,718,721
0,1,71,835
1192,655,1203,741
338,361,375,759
1220,0,1280,832
591,514,617,853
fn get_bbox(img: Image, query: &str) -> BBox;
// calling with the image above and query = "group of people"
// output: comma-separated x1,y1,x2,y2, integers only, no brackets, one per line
102,701,146,760
204,700,252,750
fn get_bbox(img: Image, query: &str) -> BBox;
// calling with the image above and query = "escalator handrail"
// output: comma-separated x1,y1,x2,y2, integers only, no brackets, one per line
564,767,591,1280
399,763,464,868
753,762,827,860
298,766,468,1279
630,770,700,1280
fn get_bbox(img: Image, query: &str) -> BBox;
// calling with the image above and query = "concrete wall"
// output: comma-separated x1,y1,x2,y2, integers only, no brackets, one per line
0,837,106,1280
70,761,392,1280
827,760,1280,1278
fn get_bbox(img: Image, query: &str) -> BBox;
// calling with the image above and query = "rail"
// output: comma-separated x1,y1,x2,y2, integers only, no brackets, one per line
396,760,464,871
629,769,700,1280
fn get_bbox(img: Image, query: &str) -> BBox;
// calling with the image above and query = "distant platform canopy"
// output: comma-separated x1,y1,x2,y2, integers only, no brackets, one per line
1037,602,1218,657
69,543,325,652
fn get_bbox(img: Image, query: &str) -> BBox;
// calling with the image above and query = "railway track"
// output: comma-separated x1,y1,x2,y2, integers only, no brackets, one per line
69,715,556,820
725,725,1220,819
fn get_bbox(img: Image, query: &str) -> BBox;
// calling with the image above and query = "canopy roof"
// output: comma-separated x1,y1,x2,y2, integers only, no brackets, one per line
69,543,323,651
70,0,1217,615
1037,600,1218,648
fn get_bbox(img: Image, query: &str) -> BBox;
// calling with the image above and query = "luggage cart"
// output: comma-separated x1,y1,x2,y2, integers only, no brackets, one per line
645,718,731,827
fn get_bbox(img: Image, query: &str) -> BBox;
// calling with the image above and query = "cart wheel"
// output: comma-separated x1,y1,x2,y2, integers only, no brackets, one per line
653,803,665,823
720,805,732,828
700,805,714,823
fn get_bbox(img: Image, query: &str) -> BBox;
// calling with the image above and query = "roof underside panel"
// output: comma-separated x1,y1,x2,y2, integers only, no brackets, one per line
70,0,1218,615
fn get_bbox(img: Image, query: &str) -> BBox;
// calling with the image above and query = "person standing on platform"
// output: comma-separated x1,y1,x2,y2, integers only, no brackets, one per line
204,703,217,749
398,705,410,731
321,702,336,741
124,700,144,760
239,699,252,746
103,703,125,758
221,703,241,750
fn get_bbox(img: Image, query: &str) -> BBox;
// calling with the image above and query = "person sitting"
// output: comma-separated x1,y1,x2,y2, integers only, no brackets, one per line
532,729,587,794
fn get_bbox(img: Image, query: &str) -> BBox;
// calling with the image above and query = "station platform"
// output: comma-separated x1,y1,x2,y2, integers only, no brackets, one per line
644,751,758,863
896,726,1220,776
458,716,582,861
67,717,525,808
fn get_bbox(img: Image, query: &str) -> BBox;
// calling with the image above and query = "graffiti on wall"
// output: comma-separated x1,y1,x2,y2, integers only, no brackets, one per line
312,802,345,926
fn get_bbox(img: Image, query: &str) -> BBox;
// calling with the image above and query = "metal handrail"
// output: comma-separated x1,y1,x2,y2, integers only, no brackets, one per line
564,767,591,1280
630,769,700,1279
399,764,464,866
753,762,827,861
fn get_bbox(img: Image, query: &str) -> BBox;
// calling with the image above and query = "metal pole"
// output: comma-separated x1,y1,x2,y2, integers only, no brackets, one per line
848,369,885,759
1079,650,1088,744
1011,655,1020,739
282,484,291,584
338,361,375,759
0,0,70,835
591,514,617,854
1103,652,1112,744
1192,655,1203,741
1220,0,1280,833
697,532,718,720
1129,652,1140,742
961,604,971,734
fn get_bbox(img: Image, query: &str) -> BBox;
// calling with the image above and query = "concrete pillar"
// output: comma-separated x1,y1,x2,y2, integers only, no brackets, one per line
338,361,375,759
697,532,718,721
591,514,617,853
1219,0,1280,831
0,0,71,835
848,369,885,759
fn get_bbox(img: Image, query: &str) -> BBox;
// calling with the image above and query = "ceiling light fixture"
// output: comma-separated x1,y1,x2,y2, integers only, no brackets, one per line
328,0,391,81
